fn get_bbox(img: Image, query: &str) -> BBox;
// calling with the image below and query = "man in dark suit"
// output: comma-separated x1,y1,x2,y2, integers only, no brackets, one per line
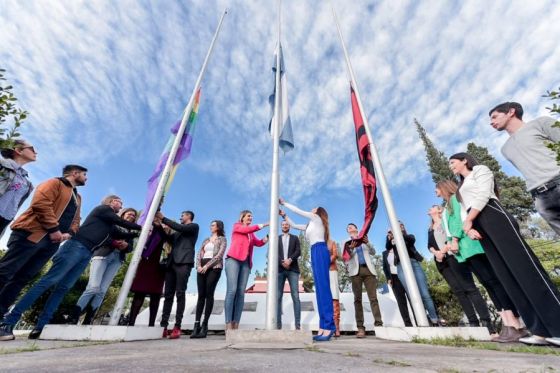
276,220,301,330
155,210,199,339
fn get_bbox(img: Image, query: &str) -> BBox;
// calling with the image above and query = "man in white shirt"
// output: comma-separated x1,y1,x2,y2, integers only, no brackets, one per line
344,223,383,338
490,101,560,235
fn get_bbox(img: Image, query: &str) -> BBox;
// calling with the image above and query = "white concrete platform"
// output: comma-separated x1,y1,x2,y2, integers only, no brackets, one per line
39,325,164,342
375,326,491,342
226,329,313,349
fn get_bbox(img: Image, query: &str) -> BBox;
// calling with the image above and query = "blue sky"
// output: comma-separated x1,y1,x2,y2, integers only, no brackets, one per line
1,0,560,294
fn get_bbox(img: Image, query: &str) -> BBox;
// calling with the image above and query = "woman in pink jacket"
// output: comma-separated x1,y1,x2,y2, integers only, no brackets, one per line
224,210,268,330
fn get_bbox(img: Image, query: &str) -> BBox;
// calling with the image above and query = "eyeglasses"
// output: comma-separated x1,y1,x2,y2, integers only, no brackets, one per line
19,146,36,154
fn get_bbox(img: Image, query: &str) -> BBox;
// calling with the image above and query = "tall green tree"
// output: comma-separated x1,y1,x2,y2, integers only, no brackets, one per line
466,143,535,221
414,118,454,183
0,69,27,149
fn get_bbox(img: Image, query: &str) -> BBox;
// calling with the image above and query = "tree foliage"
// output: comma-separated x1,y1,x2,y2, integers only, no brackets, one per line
414,118,454,183
0,69,27,149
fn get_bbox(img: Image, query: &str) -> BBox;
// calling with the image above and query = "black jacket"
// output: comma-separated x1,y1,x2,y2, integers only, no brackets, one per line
382,250,392,280
160,217,199,265
385,232,424,266
427,228,451,272
92,225,136,261
74,205,141,251
278,233,301,273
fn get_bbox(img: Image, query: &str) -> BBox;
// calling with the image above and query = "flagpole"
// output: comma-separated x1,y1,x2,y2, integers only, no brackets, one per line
331,4,429,327
265,0,282,331
109,9,228,326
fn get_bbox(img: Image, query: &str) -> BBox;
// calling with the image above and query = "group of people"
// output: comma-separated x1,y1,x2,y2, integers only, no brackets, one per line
381,102,560,346
0,101,559,346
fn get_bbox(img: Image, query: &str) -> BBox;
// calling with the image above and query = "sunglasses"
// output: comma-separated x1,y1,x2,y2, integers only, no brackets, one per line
19,146,36,154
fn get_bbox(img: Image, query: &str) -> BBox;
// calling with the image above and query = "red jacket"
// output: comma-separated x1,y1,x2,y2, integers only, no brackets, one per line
226,222,266,268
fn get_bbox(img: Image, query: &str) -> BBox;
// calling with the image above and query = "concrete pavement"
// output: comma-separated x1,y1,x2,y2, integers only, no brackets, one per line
0,334,558,372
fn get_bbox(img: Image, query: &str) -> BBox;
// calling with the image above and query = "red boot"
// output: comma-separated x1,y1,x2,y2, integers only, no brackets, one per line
162,328,170,338
333,300,341,337
168,326,181,339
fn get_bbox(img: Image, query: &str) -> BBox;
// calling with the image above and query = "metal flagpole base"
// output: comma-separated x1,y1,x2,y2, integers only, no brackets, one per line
226,329,312,349
374,326,491,342
39,325,164,342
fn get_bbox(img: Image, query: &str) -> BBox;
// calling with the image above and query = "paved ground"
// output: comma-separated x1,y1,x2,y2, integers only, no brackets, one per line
0,334,559,372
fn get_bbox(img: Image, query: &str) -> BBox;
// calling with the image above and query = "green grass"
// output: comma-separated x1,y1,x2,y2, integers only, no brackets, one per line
372,358,412,367
0,340,115,355
0,342,40,355
411,336,560,356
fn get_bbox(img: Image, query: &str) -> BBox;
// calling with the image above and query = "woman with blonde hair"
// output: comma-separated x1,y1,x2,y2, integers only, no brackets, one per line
224,210,268,330
280,198,335,341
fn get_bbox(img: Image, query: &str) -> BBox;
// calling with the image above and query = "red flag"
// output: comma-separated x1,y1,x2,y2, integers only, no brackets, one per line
343,84,378,261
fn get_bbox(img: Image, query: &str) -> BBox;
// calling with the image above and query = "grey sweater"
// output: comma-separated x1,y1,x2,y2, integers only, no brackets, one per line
501,116,560,190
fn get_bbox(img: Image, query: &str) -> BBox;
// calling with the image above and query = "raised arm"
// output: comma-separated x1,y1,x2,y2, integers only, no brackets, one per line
281,201,316,220
284,215,307,231
233,222,265,234
162,218,199,235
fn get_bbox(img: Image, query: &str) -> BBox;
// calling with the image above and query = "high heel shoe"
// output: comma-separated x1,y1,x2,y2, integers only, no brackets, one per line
315,329,335,342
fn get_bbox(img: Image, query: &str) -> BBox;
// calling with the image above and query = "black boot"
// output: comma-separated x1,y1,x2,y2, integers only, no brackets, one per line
190,321,201,339
82,306,97,325
67,305,82,324
199,321,208,338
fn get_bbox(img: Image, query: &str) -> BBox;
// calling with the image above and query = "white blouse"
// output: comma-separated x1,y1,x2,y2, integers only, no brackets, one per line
202,241,215,259
283,202,325,246
458,165,498,212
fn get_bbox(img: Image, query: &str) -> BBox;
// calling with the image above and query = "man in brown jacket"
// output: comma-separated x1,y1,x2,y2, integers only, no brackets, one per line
0,164,87,319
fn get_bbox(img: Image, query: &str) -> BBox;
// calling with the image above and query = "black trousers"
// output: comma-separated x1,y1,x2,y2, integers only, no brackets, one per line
160,261,193,328
464,253,518,316
475,199,560,337
438,255,491,325
195,265,222,322
0,231,60,315
0,216,11,237
390,274,412,326
128,292,161,327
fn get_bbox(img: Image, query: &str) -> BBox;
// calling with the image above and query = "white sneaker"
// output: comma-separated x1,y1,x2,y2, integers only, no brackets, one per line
545,337,560,347
519,335,549,346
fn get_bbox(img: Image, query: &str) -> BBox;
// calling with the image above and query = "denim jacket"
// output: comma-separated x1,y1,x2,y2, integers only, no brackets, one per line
0,157,33,208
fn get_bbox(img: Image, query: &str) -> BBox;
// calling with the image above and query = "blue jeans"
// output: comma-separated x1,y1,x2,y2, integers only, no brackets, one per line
3,239,92,329
76,250,122,311
397,259,439,322
224,257,250,324
277,269,301,329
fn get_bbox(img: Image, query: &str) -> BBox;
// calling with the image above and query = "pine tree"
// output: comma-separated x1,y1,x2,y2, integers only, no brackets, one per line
466,143,535,221
414,119,455,183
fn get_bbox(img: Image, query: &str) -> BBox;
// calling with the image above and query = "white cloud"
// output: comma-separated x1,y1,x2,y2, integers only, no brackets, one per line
1,0,559,202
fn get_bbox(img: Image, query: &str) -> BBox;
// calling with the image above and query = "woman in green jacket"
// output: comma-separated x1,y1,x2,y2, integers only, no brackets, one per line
436,180,524,342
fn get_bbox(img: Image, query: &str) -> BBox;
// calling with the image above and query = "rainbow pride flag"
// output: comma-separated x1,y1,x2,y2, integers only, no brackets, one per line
139,88,201,225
